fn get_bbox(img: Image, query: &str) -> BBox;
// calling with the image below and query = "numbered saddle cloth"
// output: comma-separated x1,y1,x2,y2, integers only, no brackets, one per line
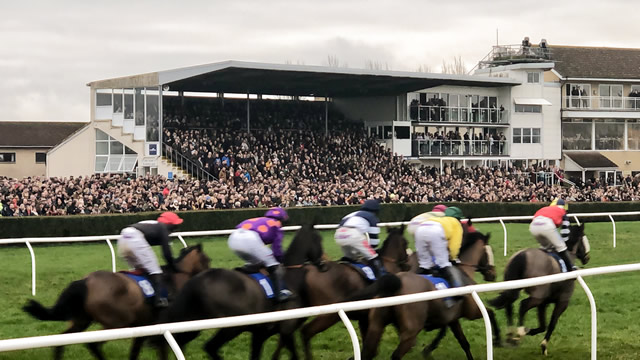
121,270,167,299
339,259,376,282
248,273,276,299
420,275,453,301
547,251,569,273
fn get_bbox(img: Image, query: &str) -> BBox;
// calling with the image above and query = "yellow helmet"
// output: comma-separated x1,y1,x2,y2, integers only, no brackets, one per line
550,198,568,211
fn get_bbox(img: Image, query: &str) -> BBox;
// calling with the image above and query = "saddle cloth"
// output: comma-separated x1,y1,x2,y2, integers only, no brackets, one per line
120,270,167,299
419,275,450,290
339,259,376,282
248,273,276,299
547,252,569,273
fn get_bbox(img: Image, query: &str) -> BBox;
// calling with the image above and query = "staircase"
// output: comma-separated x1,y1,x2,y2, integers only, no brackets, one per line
162,143,218,182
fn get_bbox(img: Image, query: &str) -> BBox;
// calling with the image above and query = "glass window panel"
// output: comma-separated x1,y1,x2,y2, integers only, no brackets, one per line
489,97,497,108
109,155,123,172
562,121,592,150
532,128,541,143
408,93,420,121
513,128,521,143
96,129,109,140
135,88,145,126
125,145,137,155
96,142,109,155
113,90,123,113
146,88,159,141
96,92,112,106
599,85,610,96
124,89,134,119
595,121,624,150
472,95,479,108
628,123,640,150
110,140,124,155
449,94,459,107
35,152,46,163
523,128,532,143
95,156,108,172
395,126,410,139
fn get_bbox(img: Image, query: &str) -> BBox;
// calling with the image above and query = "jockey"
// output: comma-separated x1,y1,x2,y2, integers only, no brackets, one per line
228,207,292,302
407,204,447,235
530,198,576,271
117,211,183,308
334,199,385,277
413,206,465,290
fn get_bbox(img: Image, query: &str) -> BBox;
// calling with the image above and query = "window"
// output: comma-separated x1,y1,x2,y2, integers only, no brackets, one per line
527,72,540,83
95,129,138,173
599,84,623,108
595,119,624,150
512,128,521,143
562,120,592,150
628,121,640,150
35,152,46,164
96,91,112,106
513,128,540,144
395,126,410,139
0,153,16,163
113,89,123,114
515,104,542,113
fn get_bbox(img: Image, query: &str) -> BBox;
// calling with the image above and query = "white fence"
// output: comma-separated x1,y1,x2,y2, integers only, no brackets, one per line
1,263,639,360
1,211,638,296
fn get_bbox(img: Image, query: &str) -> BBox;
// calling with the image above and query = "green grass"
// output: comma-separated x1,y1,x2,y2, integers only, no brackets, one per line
1,221,640,359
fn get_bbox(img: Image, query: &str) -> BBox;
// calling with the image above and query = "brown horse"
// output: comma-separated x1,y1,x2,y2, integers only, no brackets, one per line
157,224,325,360
286,226,410,360
488,223,590,355
23,244,211,360
362,230,498,360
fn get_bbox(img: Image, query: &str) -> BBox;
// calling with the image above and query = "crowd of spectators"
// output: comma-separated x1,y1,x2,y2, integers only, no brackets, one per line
2,97,640,217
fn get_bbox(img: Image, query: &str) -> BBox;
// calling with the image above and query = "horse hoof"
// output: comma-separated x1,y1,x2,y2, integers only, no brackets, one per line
516,326,527,338
540,339,548,356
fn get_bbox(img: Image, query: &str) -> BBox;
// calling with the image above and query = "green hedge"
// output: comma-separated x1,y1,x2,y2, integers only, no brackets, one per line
1,202,639,238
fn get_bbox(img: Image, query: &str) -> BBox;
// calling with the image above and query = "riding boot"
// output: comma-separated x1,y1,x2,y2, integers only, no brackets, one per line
267,265,293,302
558,250,577,271
368,257,387,278
149,274,169,308
440,267,464,308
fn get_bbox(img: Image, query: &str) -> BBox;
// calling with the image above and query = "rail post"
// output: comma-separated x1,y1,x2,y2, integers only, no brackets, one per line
577,276,597,360
608,214,616,248
25,241,36,296
499,219,507,256
338,309,360,360
106,238,116,272
163,331,185,360
177,235,188,248
471,291,493,360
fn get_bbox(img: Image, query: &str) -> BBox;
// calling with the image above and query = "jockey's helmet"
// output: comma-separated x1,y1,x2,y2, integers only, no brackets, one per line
157,212,184,225
265,207,289,221
361,199,381,213
444,206,464,220
432,204,447,213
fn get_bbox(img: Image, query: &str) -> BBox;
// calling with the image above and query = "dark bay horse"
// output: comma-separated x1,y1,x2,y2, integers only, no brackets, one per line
23,244,211,360
362,230,498,360
157,224,324,360
284,226,410,360
488,223,590,355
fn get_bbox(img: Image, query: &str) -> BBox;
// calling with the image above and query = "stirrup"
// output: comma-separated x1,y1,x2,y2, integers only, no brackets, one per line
155,297,169,308
277,289,294,302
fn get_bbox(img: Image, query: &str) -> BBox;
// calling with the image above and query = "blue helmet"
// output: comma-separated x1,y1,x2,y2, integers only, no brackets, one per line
361,199,381,213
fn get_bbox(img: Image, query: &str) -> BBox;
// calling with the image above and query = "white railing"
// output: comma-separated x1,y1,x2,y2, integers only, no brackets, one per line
1,263,639,360
563,96,640,111
1,211,639,296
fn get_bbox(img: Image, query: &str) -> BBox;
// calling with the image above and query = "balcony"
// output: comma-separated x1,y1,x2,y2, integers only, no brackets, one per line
410,106,509,124
413,139,508,157
477,44,553,70
563,96,640,111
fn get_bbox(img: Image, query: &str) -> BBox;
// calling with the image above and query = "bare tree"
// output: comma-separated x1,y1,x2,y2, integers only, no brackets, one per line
284,59,306,65
327,55,341,67
416,64,433,73
441,56,467,74
364,59,391,71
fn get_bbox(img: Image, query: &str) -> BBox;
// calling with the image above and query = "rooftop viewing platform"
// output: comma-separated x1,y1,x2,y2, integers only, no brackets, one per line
476,38,554,70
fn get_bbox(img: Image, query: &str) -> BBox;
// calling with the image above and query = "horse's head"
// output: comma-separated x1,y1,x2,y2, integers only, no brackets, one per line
568,223,590,265
176,244,211,276
284,224,324,267
379,225,411,272
459,230,496,282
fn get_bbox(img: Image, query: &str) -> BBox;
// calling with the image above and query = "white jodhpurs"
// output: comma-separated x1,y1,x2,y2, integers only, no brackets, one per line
414,221,452,269
529,216,567,252
334,226,378,261
228,228,279,268
118,227,162,275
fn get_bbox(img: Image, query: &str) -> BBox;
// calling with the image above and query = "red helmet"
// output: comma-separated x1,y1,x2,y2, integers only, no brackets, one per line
158,212,184,225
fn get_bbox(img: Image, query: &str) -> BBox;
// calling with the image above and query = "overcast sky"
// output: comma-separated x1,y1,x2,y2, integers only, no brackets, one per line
2,0,638,121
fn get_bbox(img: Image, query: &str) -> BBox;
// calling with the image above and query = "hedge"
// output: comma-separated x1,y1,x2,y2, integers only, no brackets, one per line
1,202,639,239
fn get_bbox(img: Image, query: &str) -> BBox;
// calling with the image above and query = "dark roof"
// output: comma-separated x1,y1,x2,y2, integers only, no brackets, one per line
564,151,618,169
551,45,640,79
0,122,85,148
89,61,520,97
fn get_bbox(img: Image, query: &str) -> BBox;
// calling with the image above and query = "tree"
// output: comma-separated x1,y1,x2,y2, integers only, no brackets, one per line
416,64,433,73
441,56,467,74
326,55,347,68
364,59,391,71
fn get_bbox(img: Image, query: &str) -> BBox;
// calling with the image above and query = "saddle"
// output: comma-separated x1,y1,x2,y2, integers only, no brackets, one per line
234,265,284,300
120,270,168,301
338,258,377,282
545,251,569,273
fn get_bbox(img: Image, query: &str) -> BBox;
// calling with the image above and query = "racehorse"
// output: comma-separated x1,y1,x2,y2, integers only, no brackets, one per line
156,224,325,360
362,230,497,360
290,226,410,360
23,244,211,360
488,223,590,355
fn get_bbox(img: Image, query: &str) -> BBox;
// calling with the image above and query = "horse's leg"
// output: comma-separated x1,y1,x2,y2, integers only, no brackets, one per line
204,328,244,360
527,304,548,336
391,327,420,360
540,301,569,356
422,327,447,359
250,329,270,360
302,314,339,360
512,296,543,342
487,308,502,347
272,336,285,360
362,309,386,360
86,342,106,360
129,337,145,360
449,320,473,360
54,318,92,360
280,333,299,360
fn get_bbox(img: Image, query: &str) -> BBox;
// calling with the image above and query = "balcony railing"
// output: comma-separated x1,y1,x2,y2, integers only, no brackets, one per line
413,139,508,157
563,96,640,111
162,143,218,182
409,106,509,124
476,44,553,70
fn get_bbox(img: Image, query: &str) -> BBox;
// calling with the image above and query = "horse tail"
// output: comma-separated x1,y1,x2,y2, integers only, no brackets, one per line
488,251,528,309
23,279,88,321
347,274,402,302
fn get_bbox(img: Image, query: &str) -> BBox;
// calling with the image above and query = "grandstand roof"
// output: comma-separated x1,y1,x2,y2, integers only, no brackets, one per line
551,45,640,80
564,151,619,170
88,61,520,97
0,122,86,148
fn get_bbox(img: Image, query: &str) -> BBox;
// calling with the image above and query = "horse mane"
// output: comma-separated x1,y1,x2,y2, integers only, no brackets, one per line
459,231,485,256
175,244,201,263
379,225,405,253
284,224,323,266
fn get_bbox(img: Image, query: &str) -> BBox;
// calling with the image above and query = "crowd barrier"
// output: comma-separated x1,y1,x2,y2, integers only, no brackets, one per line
1,211,637,296
1,263,639,359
